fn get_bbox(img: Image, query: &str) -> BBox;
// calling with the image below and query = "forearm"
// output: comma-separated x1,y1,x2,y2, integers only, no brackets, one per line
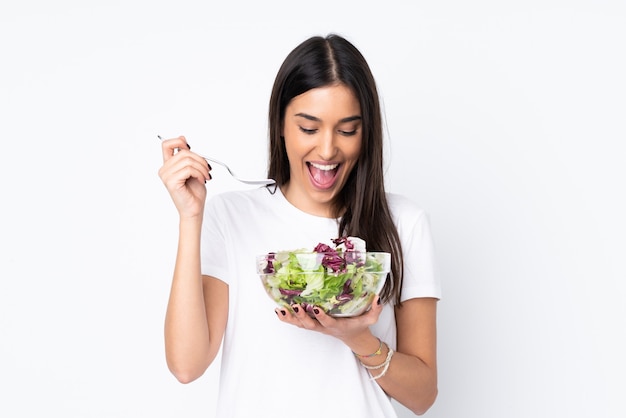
373,349,437,415
346,298,438,415
164,216,211,382
348,334,437,415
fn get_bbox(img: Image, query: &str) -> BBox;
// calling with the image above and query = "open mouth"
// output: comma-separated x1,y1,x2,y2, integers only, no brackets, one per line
307,162,340,188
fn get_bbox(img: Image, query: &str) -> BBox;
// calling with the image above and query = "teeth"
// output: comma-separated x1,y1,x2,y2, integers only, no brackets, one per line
310,162,338,171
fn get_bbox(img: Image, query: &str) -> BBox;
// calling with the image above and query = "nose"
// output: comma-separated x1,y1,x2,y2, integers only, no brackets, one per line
317,130,337,160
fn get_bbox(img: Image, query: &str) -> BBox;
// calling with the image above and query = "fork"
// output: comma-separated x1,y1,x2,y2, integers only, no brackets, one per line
158,135,276,186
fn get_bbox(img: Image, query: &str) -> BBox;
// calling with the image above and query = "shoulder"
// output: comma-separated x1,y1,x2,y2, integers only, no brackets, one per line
385,193,434,241
386,192,427,222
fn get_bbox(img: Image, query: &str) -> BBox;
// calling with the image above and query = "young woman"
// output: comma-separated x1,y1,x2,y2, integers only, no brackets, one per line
158,34,441,417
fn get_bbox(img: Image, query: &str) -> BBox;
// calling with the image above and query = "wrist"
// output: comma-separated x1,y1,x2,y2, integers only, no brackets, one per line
352,337,383,359
346,333,382,360
179,214,203,229
361,343,394,381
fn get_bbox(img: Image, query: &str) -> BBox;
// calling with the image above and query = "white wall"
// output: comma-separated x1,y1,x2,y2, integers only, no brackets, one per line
1,1,624,417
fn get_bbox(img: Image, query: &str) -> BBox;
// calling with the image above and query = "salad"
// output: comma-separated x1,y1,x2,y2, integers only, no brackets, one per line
257,237,390,317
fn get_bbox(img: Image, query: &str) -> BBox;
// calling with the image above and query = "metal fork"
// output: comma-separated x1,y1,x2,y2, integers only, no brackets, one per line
158,135,276,186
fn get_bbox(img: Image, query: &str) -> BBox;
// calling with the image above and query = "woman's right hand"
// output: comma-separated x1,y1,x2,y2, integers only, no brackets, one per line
158,135,212,219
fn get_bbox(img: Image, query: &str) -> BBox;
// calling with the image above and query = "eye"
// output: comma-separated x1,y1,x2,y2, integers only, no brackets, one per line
339,129,358,136
299,126,317,135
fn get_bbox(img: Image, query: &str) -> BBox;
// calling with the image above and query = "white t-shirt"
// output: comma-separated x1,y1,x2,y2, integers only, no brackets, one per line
201,186,441,418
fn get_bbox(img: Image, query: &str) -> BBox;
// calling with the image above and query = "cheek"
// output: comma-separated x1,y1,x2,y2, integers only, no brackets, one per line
282,126,299,151
342,145,362,176
284,133,312,162
283,138,298,161
283,140,304,171
348,138,363,160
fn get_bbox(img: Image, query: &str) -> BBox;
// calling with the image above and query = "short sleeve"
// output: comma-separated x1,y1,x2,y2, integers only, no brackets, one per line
390,196,441,302
200,195,231,284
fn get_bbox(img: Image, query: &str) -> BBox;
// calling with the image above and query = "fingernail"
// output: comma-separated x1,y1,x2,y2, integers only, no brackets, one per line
293,306,299,313
186,143,191,149
313,308,320,315
377,297,381,305
280,310,287,316
207,162,212,170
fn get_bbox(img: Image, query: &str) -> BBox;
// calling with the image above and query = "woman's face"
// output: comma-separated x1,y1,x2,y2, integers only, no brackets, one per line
281,83,362,217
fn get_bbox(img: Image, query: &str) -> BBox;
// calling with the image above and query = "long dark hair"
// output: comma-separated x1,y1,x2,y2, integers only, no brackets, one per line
267,34,404,305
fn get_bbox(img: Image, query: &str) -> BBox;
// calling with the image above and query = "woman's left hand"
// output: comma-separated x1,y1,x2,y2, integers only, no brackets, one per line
274,297,383,341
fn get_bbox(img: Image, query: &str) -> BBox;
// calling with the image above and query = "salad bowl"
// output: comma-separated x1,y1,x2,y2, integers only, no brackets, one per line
256,247,390,317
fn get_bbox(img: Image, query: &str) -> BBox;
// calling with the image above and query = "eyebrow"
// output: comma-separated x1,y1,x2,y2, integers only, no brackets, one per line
294,112,362,123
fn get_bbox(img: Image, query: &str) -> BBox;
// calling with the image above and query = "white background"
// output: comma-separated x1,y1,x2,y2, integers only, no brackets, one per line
1,1,625,417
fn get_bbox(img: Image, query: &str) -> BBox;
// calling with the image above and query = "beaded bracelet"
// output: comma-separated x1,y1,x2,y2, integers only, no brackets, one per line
360,347,390,370
366,346,394,381
352,338,383,358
